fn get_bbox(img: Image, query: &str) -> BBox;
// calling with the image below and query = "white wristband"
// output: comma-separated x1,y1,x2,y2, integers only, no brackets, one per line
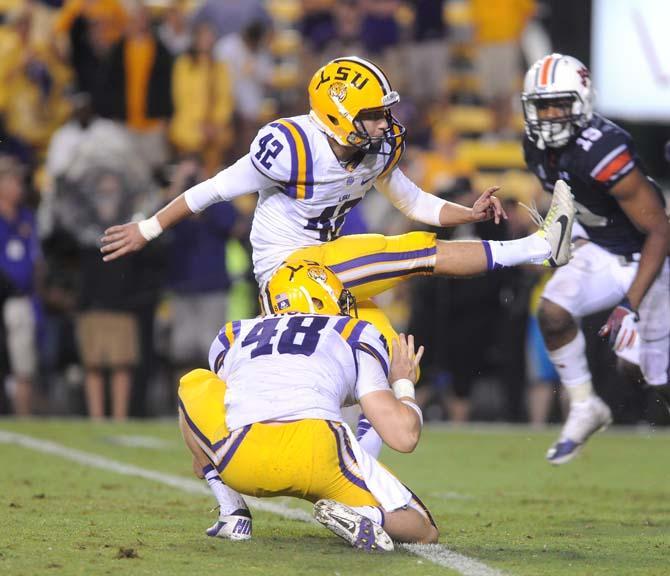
138,216,163,241
401,399,423,426
391,378,415,400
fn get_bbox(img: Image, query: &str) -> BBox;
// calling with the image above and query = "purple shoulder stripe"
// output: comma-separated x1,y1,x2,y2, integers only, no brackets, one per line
333,316,350,334
284,119,314,198
217,321,242,351
217,331,231,350
231,320,241,339
346,320,367,345
270,122,299,198
356,342,389,376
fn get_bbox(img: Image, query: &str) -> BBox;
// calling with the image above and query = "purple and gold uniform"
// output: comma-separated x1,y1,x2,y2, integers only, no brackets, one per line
177,313,433,520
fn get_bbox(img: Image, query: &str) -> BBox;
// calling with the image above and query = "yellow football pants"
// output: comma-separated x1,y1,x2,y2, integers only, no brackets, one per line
289,231,437,349
178,369,379,507
289,232,437,301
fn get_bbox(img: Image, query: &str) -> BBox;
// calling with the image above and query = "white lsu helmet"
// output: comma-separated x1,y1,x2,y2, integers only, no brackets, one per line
521,53,594,149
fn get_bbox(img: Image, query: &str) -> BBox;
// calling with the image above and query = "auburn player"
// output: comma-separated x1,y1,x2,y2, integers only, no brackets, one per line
178,260,437,550
522,54,670,465
101,55,575,349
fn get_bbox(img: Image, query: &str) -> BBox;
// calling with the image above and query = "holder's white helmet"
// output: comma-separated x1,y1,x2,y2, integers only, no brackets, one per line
522,54,594,149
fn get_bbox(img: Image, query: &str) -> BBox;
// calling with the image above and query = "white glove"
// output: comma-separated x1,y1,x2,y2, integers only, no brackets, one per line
599,298,639,352
612,311,639,352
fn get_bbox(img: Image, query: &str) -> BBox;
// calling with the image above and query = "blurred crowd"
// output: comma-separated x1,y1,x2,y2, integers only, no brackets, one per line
0,0,665,426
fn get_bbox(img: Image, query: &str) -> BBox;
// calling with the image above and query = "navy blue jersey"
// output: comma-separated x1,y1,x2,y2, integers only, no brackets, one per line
523,114,662,256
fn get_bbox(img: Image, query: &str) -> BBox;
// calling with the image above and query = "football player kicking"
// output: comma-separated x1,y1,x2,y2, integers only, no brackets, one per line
101,55,575,350
521,54,670,465
103,56,575,535
178,260,437,550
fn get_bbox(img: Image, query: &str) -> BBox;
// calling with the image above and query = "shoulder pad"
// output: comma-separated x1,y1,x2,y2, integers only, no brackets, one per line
249,119,316,199
335,317,390,376
249,122,293,183
209,319,242,373
217,319,242,350
575,120,636,188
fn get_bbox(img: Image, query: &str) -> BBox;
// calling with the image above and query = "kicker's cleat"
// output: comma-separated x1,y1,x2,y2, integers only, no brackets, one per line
546,396,612,465
206,508,252,540
524,179,576,267
313,499,394,552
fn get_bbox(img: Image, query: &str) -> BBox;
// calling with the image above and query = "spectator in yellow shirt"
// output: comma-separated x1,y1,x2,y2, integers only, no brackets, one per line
170,22,234,175
470,0,535,135
0,8,71,152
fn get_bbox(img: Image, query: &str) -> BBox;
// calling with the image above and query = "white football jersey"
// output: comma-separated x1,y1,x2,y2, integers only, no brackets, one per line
184,113,445,285
208,313,392,431
247,115,403,282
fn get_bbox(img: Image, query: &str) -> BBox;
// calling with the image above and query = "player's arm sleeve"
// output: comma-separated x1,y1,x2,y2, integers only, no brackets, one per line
585,131,637,190
184,121,294,213
184,154,275,213
376,168,446,227
352,323,393,400
355,351,392,400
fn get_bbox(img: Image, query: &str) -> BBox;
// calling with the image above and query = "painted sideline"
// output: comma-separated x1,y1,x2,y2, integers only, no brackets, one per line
0,430,507,576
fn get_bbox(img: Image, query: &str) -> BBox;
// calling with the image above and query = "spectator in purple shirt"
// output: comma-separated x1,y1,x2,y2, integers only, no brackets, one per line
163,157,240,380
0,158,41,415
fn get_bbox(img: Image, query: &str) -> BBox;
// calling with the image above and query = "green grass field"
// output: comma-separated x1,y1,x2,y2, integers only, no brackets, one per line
1,419,668,576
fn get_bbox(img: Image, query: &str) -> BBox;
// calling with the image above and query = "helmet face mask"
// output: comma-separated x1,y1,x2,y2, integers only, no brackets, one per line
521,54,594,150
349,107,406,156
337,287,358,317
522,92,584,149
308,56,406,157
262,260,357,317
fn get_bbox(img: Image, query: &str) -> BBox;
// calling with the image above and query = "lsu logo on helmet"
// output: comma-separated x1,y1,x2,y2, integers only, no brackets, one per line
307,266,328,283
308,56,405,157
261,259,357,317
328,82,348,103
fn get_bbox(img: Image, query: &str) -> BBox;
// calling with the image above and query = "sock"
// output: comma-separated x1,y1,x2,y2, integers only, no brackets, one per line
356,415,382,458
352,505,384,526
203,464,248,516
547,331,594,403
483,235,550,270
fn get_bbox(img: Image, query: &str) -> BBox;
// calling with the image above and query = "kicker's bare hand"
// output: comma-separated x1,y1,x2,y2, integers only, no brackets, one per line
472,186,507,224
100,222,147,262
389,333,424,384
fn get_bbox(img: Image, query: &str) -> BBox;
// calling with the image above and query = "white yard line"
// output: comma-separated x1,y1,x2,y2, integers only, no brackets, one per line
0,430,507,576
0,430,312,522
402,544,506,576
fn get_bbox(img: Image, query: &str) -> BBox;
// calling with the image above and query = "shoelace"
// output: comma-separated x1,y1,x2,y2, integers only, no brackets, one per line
518,199,557,230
